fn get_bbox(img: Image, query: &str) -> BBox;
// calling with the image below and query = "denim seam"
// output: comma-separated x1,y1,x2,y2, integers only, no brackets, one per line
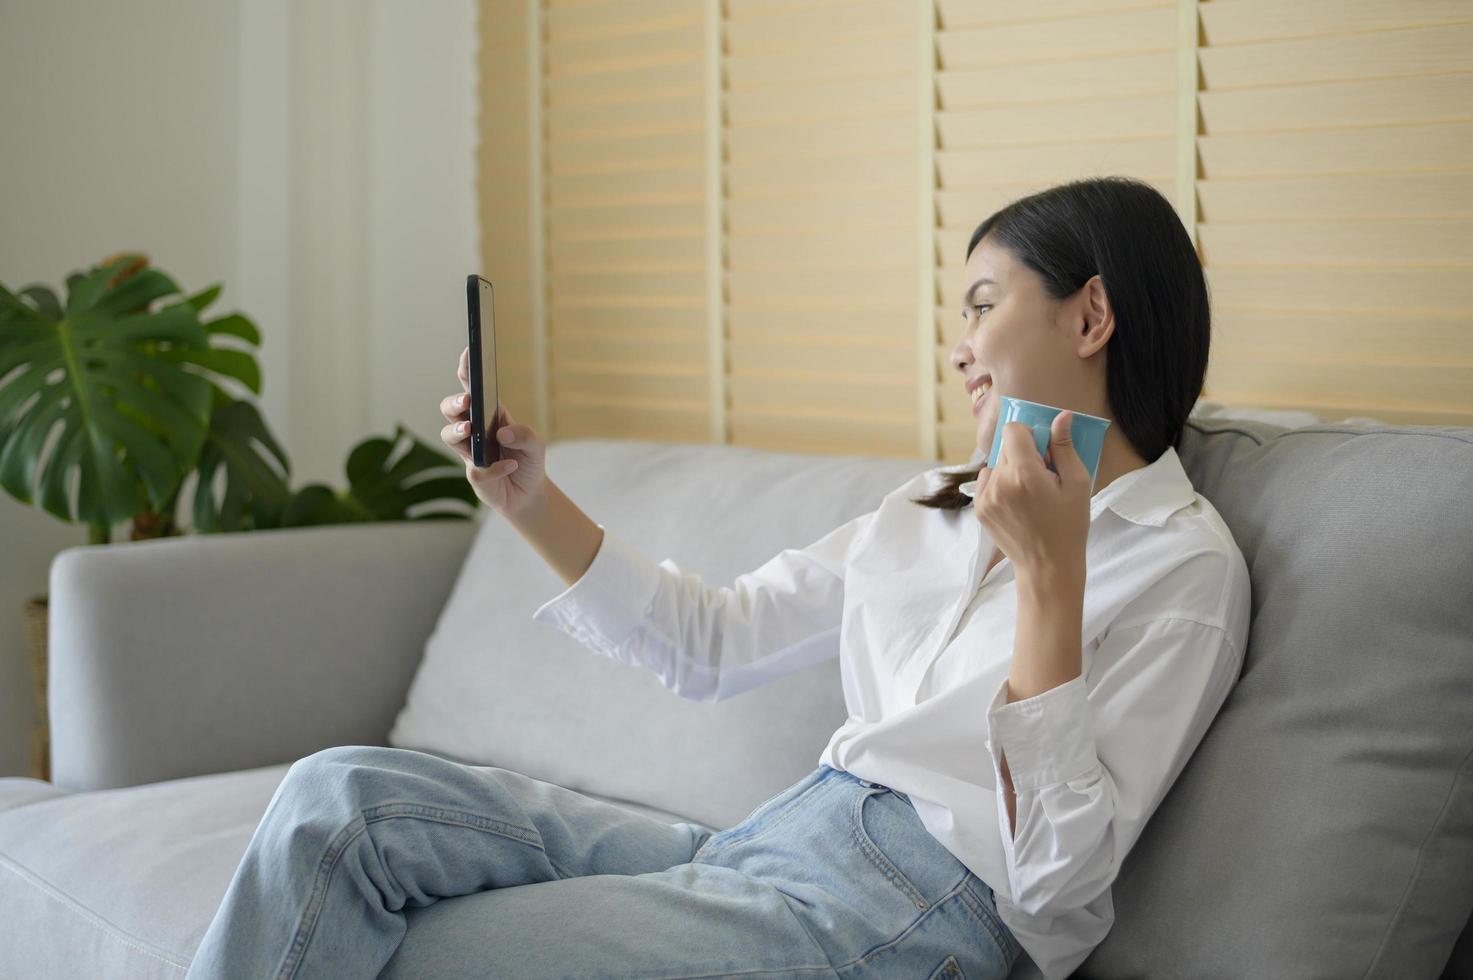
835,878,968,973
641,960,838,979
956,878,1017,961
638,880,937,980
275,805,575,979
277,814,367,980
357,802,580,879
0,851,190,973
850,788,928,909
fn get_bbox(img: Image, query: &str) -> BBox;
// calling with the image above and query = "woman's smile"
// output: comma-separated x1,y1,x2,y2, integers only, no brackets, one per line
971,383,993,418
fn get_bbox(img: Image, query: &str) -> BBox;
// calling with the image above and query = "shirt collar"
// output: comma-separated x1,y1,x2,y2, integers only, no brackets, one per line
1088,443,1197,527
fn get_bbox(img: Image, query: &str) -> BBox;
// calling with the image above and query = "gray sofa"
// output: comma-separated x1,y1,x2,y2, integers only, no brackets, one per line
2,415,1471,979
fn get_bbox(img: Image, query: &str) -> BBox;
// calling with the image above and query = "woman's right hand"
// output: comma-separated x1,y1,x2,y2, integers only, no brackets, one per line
441,346,548,517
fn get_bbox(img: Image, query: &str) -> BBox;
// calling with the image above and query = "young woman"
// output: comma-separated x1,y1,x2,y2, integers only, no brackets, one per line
186,176,1250,980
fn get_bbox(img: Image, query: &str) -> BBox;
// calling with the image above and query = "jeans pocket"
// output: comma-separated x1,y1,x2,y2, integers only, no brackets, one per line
925,953,967,980
851,786,968,913
695,767,827,860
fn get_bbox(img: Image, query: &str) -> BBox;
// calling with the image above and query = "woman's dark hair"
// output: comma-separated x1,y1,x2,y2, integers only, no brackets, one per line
910,175,1210,510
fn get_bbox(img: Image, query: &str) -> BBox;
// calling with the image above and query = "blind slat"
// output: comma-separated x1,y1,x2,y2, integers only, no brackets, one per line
727,74,918,125
1199,22,1473,90
937,140,1174,188
1200,220,1473,266
1197,173,1473,221
939,94,1176,148
938,0,1166,31
1199,0,1473,47
939,51,1175,108
1205,266,1473,313
1200,73,1473,134
1198,122,1473,178
937,7,1175,69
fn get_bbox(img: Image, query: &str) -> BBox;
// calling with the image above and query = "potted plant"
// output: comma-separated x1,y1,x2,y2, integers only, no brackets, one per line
1,252,477,780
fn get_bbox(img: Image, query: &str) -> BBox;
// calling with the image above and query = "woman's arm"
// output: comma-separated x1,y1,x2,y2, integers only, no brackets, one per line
502,478,605,588
998,567,1086,839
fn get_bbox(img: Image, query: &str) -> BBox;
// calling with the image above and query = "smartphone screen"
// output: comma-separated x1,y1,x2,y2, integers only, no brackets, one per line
466,274,500,467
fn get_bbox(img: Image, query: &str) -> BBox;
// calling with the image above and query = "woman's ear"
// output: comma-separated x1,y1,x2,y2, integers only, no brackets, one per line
1078,275,1115,357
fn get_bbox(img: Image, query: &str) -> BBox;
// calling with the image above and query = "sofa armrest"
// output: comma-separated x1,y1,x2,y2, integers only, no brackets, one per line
47,519,477,791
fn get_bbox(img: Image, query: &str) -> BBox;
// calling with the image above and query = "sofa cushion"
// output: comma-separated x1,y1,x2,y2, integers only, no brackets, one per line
0,765,289,979
0,762,699,979
389,438,943,831
0,777,67,814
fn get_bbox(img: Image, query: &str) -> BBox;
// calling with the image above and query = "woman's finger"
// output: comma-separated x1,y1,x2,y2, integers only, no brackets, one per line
442,420,470,447
441,392,469,422
1001,422,1045,476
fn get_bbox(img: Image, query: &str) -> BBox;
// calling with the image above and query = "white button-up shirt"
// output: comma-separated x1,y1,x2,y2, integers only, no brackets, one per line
531,444,1251,980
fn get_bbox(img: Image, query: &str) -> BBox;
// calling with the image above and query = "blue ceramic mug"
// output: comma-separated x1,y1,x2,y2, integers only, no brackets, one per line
983,396,1112,492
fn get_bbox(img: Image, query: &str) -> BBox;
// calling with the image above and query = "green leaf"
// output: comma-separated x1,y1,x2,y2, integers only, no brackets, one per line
94,302,207,346
277,423,475,527
64,262,123,318
0,258,241,527
92,408,181,510
19,286,63,321
184,283,223,314
85,354,209,467
93,267,182,318
38,420,84,521
202,312,261,346
191,398,291,533
0,340,59,379
83,423,143,526
153,344,261,394
0,382,69,503
0,283,52,327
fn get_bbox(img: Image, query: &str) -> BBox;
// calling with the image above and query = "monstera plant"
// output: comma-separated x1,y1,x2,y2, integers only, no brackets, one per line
0,251,477,544
3,252,477,781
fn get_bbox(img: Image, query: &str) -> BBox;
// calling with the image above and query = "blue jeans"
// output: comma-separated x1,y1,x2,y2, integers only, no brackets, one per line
185,745,1023,979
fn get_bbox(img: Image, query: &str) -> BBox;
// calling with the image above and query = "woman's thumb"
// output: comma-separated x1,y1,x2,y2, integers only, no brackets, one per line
1050,411,1087,474
1052,410,1074,444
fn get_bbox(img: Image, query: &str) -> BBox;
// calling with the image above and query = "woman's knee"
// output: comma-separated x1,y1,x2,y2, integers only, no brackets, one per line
276,744,405,810
293,744,399,773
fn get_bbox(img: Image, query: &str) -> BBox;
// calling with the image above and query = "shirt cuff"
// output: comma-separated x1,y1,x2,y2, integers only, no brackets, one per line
986,674,1098,793
530,523,663,653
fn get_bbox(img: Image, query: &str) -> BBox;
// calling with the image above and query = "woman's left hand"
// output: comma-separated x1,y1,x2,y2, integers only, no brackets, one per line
972,410,1092,584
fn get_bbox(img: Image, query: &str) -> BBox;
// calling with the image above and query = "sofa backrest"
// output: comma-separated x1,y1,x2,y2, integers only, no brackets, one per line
1081,417,1473,980
391,437,939,828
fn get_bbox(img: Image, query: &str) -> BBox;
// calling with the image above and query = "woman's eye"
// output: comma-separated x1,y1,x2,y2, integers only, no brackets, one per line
971,303,991,316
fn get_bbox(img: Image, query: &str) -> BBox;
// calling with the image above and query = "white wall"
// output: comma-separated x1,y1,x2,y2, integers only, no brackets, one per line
0,0,478,778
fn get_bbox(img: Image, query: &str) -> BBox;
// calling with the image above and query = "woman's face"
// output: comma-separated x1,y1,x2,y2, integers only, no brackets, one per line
949,237,1104,455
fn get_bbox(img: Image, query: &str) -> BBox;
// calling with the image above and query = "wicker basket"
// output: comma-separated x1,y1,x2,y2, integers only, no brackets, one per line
23,594,49,782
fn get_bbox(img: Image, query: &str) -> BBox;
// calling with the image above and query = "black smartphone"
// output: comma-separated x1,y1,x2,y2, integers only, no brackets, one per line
466,274,501,467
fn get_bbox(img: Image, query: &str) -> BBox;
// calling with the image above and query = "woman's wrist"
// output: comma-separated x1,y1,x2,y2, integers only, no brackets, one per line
1014,560,1085,604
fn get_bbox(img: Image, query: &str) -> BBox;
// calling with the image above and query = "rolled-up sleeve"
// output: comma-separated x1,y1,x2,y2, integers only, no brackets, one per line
532,510,876,703
984,616,1243,919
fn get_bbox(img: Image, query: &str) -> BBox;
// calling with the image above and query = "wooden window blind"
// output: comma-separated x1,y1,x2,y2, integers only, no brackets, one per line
723,0,923,455
478,0,1472,460
542,0,711,441
1195,0,1473,427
